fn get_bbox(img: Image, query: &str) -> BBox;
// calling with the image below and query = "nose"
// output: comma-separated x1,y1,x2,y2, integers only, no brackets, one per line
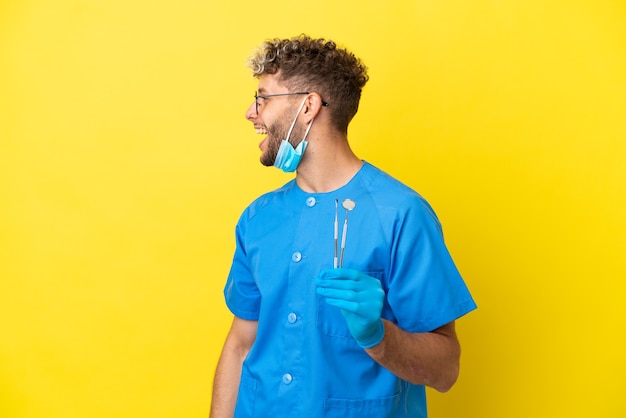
245,101,257,121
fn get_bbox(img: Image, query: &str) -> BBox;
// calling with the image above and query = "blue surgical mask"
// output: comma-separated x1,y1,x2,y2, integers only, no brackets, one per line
274,97,314,173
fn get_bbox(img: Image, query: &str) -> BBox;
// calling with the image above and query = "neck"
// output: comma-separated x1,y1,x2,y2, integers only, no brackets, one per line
295,130,363,193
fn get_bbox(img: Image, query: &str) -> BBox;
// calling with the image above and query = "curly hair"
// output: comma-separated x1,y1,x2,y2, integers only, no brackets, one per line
247,34,369,133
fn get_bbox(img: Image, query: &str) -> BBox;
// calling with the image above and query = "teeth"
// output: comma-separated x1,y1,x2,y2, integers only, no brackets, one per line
255,127,268,135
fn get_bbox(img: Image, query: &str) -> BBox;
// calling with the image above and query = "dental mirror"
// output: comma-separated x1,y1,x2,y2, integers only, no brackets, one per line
342,199,356,211
339,199,356,267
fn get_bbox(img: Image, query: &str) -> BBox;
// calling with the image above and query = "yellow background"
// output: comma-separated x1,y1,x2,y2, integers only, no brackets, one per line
1,1,625,417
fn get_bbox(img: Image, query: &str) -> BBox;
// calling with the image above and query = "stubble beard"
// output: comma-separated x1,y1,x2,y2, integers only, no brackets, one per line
260,129,281,167
260,109,306,167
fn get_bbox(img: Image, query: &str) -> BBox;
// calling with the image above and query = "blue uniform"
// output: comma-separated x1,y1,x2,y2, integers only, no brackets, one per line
224,162,476,417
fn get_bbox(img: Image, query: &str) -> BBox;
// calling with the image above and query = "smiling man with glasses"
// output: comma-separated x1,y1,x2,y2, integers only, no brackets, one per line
210,34,476,418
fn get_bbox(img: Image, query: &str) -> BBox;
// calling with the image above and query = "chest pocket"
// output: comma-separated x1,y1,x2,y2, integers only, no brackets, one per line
324,392,400,417
316,271,390,340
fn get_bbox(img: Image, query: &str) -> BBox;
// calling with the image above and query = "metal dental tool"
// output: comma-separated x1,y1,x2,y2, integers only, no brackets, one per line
339,198,356,268
334,199,339,268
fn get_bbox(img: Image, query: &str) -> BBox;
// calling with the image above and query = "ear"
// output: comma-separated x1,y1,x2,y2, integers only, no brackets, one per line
301,92,326,122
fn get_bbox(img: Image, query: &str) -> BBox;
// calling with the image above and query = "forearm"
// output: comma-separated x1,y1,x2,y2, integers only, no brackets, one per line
365,320,461,392
315,269,462,391
210,348,243,418
210,318,257,418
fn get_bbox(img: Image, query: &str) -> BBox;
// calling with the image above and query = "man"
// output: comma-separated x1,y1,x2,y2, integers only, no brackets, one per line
210,35,476,418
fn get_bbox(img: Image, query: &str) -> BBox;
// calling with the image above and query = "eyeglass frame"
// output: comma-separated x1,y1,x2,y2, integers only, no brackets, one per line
253,91,329,115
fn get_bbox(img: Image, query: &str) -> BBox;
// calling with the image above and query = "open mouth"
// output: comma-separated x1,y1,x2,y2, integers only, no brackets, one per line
255,125,269,150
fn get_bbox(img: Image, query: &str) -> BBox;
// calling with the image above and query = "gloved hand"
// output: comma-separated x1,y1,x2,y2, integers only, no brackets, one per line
315,268,385,348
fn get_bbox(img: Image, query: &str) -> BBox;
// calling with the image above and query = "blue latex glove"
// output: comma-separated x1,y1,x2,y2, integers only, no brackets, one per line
315,268,385,348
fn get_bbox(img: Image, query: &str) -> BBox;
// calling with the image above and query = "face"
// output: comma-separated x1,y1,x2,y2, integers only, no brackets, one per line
245,74,308,167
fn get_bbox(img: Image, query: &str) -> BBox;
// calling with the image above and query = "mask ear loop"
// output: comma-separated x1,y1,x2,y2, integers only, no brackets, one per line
301,116,314,141
284,97,309,144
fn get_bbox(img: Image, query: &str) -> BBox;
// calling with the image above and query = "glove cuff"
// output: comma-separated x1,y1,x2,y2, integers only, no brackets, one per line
357,319,385,349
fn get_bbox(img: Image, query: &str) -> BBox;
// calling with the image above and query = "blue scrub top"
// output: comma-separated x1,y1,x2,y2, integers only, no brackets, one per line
224,162,476,418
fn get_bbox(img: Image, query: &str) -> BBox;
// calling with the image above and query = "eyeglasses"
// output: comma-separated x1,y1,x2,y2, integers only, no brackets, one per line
253,91,329,115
